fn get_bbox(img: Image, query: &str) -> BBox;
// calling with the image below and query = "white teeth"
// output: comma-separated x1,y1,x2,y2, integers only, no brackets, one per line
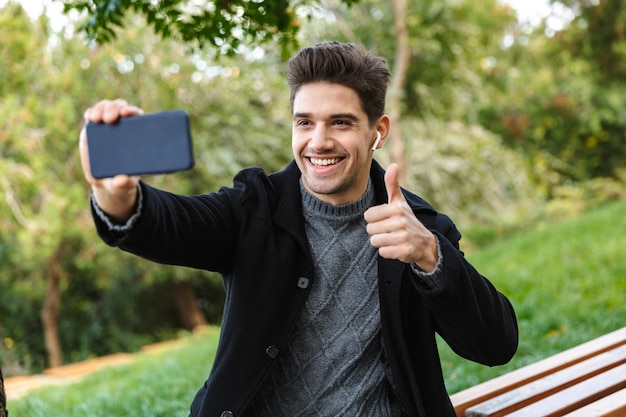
310,157,339,166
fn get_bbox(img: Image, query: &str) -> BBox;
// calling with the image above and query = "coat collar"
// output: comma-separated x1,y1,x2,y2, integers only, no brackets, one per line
269,161,308,251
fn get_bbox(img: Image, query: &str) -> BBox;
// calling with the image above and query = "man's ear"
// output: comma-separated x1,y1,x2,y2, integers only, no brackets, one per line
372,115,391,150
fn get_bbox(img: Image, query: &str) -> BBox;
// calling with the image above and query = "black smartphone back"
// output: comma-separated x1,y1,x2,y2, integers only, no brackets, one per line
86,110,194,179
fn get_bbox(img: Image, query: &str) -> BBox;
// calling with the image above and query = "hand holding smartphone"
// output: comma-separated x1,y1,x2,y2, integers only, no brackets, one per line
86,110,194,179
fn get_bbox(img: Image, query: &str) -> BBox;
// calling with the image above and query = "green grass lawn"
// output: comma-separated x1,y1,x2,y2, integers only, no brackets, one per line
8,200,626,416
8,327,220,417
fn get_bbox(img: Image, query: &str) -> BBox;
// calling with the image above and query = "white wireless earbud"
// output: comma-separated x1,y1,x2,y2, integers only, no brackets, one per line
371,131,382,151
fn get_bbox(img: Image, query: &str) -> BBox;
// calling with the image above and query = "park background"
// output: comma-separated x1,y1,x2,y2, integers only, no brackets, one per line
0,0,624,414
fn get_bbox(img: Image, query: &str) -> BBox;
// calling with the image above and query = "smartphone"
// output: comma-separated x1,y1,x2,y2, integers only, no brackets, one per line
86,110,194,179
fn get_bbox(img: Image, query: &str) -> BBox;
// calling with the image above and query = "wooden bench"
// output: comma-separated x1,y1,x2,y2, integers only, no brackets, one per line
451,326,626,417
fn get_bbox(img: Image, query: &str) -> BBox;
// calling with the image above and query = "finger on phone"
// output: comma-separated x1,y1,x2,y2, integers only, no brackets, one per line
84,99,143,124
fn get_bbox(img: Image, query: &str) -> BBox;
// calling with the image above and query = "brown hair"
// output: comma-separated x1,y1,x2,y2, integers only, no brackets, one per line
287,42,391,127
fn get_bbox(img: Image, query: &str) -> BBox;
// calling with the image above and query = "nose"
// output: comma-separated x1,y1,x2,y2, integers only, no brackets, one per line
308,126,332,151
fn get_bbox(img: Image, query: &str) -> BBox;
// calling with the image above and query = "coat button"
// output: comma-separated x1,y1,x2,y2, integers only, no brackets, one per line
220,411,234,417
266,345,279,358
297,277,310,289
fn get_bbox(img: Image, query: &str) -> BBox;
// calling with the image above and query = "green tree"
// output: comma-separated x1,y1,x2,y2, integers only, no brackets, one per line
0,2,77,368
556,0,626,82
57,0,361,56
476,0,626,185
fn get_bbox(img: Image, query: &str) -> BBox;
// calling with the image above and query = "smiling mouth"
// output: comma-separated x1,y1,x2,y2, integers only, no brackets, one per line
309,157,341,167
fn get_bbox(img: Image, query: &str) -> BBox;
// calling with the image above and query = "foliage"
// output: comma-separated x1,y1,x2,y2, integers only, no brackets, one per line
476,0,626,184
58,0,360,57
59,0,297,56
374,118,543,232
7,200,626,413
0,2,95,371
297,0,517,121
556,0,626,82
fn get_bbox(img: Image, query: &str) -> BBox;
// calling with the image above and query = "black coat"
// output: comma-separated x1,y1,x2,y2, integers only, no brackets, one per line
95,160,518,417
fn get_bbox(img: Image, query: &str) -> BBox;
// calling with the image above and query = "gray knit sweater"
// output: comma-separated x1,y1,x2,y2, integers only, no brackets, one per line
244,181,404,416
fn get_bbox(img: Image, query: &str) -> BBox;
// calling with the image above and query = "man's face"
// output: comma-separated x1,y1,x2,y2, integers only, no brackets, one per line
292,82,377,206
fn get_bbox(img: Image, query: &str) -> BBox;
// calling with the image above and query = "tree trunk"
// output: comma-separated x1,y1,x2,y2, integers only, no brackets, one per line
388,0,411,186
172,281,208,330
41,244,67,368
0,366,7,417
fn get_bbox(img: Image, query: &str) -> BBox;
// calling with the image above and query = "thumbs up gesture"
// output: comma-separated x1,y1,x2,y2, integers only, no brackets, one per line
364,163,439,272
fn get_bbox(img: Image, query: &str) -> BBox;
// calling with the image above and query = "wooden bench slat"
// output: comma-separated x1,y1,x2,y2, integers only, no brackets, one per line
503,363,626,417
561,387,626,417
451,326,626,416
464,344,626,416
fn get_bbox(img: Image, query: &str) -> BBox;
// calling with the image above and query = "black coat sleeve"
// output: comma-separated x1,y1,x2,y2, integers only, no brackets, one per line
412,211,518,366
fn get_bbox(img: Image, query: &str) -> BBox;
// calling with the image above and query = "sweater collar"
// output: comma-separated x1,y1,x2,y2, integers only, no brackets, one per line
299,179,375,221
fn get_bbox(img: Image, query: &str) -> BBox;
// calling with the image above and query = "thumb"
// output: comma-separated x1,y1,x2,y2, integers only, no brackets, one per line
385,163,404,203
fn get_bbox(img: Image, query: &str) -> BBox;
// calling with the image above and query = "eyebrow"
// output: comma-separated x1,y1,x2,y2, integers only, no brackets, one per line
292,112,361,121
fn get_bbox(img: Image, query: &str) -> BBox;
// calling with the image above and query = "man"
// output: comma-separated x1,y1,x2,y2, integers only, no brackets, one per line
80,42,518,417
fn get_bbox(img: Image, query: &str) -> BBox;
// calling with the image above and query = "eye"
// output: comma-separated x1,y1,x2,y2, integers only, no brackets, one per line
333,119,352,126
296,119,311,126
